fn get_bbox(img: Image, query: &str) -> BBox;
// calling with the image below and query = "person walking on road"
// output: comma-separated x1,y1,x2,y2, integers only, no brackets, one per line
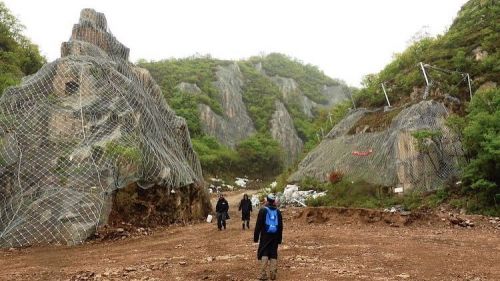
254,194,283,280
215,193,229,230
238,194,253,230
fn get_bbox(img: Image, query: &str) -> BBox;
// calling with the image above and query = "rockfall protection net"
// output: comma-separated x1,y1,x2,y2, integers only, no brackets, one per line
0,9,202,247
290,100,464,192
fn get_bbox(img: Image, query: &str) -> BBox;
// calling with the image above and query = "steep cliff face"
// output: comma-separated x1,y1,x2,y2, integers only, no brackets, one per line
289,101,462,192
270,101,304,166
176,82,202,95
199,63,256,147
321,85,352,108
0,9,210,248
270,76,300,101
270,75,319,118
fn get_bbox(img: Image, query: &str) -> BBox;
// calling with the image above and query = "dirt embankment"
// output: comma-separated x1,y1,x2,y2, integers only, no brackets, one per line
0,191,499,281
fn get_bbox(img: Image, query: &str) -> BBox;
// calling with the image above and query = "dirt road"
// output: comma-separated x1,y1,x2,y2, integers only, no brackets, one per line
1,191,499,281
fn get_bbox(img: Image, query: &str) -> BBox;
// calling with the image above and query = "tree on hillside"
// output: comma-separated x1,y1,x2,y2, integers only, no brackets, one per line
461,87,499,210
0,1,45,94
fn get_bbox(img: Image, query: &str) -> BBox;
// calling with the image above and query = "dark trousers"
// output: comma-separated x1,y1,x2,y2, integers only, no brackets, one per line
257,234,279,260
242,211,250,228
217,212,226,230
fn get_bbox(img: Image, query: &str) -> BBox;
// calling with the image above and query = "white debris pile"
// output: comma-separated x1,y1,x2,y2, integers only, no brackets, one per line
208,178,234,193
235,177,249,188
251,194,261,207
383,205,404,213
280,184,326,207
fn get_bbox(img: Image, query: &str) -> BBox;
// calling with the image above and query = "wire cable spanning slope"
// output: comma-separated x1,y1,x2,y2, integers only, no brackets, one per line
289,101,463,192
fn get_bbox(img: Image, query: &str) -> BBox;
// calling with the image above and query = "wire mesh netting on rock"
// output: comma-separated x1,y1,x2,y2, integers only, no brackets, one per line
0,9,208,248
289,101,464,192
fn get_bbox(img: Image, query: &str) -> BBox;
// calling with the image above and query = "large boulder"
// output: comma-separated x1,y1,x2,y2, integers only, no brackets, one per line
0,9,210,248
289,101,463,192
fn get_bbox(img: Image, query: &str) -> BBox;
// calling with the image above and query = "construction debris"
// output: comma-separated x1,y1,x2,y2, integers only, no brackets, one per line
251,195,261,207
279,185,326,207
235,177,249,188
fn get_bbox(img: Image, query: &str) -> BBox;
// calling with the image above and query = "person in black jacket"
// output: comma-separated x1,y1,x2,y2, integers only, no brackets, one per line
238,194,253,230
215,193,229,230
254,194,283,280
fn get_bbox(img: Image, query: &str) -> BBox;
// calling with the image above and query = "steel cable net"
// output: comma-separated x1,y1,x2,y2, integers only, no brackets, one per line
290,100,463,192
0,9,203,247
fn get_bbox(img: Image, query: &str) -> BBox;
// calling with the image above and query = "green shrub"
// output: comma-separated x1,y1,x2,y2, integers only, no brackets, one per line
192,136,239,176
459,87,499,212
353,0,500,108
0,2,45,95
238,61,281,132
104,141,141,163
304,180,391,209
235,133,284,178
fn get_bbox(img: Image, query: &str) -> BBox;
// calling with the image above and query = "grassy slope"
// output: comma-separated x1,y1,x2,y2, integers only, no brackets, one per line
355,0,499,108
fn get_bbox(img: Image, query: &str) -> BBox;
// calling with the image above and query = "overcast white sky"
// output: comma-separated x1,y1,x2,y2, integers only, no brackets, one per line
3,0,467,86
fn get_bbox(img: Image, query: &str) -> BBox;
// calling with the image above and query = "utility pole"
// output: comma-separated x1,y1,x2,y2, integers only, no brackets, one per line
466,73,473,100
348,90,356,109
420,62,432,99
420,62,430,86
381,83,391,107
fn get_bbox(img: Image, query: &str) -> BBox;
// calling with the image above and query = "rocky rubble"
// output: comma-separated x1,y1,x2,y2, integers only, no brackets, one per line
68,260,170,281
89,223,152,242
448,216,475,228
488,217,500,229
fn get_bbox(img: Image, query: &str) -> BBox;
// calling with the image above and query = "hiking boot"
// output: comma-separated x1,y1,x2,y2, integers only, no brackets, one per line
246,221,250,229
242,223,245,230
259,256,269,280
269,259,277,280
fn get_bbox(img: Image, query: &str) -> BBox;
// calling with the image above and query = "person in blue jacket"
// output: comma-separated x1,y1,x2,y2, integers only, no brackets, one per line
254,194,283,280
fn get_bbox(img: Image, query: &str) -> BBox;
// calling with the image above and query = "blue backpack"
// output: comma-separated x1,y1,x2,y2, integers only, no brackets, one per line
264,207,279,233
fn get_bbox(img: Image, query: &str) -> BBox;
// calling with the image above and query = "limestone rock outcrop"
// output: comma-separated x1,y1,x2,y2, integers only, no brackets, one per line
0,9,210,248
270,101,304,166
199,63,256,148
145,58,352,168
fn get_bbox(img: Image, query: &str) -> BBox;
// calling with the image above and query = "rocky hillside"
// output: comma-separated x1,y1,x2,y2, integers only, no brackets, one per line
290,0,499,195
355,0,499,109
0,9,210,247
289,101,463,192
140,53,353,174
